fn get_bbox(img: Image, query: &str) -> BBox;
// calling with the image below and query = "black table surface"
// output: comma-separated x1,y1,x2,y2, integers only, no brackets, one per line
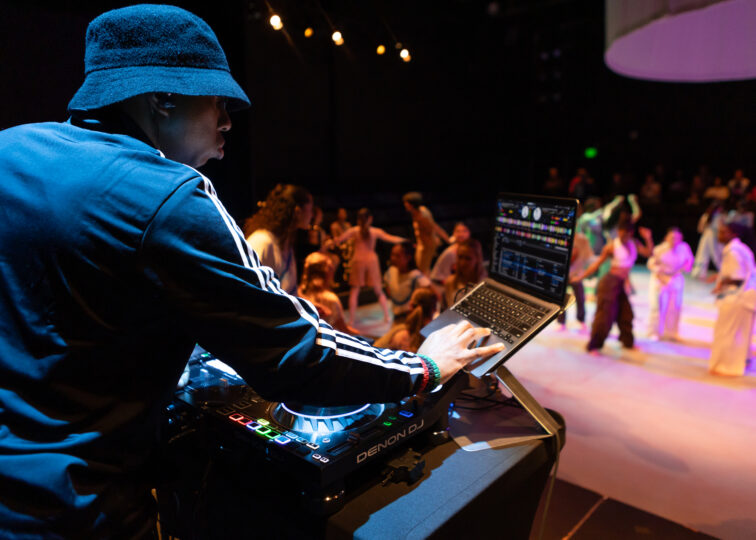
324,405,563,539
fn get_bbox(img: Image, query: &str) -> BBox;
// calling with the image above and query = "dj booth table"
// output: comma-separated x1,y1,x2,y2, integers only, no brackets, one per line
160,403,564,540
325,426,560,539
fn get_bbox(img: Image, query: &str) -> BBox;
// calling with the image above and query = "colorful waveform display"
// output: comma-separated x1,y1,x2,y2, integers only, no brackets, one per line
496,225,569,247
497,215,572,237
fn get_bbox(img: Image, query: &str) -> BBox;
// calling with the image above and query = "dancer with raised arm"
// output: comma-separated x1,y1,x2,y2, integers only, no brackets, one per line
335,208,407,324
575,218,654,353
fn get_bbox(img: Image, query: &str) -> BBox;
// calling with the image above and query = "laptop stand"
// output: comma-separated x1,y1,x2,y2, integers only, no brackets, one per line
494,365,560,443
487,292,573,449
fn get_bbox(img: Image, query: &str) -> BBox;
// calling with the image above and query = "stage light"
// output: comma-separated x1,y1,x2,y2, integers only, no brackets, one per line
332,31,344,46
304,27,314,38
269,14,283,30
402,54,412,63
376,44,386,55
400,48,410,61
584,147,598,159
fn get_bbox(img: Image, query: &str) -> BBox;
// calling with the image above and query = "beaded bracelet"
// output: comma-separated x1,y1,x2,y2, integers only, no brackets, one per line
417,353,441,390
418,359,430,393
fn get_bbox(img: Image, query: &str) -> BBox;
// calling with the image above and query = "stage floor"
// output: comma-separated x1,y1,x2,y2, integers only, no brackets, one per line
354,267,756,539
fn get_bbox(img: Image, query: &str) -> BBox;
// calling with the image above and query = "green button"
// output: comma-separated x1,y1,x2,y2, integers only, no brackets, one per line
256,426,272,436
257,418,270,426
388,416,397,421
383,421,392,427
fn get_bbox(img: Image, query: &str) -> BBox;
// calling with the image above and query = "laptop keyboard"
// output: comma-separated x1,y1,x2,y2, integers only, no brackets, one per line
452,286,550,344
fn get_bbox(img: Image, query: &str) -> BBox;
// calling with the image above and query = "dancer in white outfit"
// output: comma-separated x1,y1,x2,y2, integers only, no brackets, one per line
692,202,724,278
647,228,694,340
709,222,756,376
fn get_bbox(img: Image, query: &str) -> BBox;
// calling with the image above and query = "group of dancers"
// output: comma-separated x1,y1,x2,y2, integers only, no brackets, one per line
241,184,756,377
242,186,485,353
567,194,756,377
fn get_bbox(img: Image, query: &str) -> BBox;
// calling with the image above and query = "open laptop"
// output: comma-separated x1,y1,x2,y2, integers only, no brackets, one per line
421,193,578,377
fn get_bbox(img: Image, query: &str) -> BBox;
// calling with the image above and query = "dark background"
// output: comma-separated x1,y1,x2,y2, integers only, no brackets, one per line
1,0,754,233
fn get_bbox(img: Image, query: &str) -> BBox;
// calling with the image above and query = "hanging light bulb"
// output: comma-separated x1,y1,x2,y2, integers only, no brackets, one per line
400,48,410,60
269,14,283,30
376,44,386,55
304,27,314,38
331,31,344,46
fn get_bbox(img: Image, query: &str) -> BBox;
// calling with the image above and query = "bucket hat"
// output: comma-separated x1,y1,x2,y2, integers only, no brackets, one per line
68,4,250,112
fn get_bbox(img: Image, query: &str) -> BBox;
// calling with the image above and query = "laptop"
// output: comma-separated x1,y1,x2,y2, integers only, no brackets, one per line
421,193,578,377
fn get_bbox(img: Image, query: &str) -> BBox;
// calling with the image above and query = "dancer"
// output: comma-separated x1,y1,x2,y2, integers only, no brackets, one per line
647,227,694,341
576,197,606,255
709,222,756,376
330,207,351,239
402,191,450,274
385,242,433,324
692,201,725,278
430,222,472,287
441,239,487,310
298,252,358,335
374,288,438,352
576,218,654,353
558,230,592,331
334,208,406,323
244,184,313,294
330,207,354,286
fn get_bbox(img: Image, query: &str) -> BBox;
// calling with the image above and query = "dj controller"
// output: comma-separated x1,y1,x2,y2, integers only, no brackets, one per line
160,347,468,521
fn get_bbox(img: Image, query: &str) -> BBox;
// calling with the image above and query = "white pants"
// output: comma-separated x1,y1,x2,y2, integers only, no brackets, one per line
693,229,722,278
648,273,684,338
710,291,756,376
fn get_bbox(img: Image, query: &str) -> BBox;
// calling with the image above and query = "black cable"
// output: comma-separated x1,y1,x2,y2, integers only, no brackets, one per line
454,402,507,411
452,282,477,304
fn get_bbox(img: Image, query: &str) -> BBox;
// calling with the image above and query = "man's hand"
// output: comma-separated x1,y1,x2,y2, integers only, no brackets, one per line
417,321,506,384
638,226,653,241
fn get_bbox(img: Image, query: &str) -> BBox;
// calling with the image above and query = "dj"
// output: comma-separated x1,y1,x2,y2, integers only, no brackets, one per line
0,5,504,538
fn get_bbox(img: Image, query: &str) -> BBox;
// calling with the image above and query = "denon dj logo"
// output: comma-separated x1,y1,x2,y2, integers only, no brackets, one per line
356,419,424,463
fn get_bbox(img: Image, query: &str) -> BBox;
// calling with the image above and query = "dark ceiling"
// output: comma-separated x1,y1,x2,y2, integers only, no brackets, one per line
1,0,754,221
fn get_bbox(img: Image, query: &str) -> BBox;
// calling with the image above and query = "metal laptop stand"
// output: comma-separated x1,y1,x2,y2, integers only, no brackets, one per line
488,292,574,447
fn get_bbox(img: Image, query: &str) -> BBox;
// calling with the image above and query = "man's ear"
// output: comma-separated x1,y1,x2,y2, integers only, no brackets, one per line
147,92,175,119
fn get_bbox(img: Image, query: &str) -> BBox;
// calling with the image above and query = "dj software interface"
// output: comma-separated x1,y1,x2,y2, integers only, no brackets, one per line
491,199,575,300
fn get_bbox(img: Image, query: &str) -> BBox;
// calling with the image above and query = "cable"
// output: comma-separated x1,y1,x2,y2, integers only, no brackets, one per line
452,282,477,304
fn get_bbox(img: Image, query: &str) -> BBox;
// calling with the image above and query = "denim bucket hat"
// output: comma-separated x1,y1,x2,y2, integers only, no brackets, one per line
68,4,250,112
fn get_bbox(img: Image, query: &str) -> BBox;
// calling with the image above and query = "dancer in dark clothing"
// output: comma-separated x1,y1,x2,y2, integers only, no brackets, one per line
576,219,654,353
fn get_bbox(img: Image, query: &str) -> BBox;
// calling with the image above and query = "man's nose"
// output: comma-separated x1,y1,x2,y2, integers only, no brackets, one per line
219,109,231,132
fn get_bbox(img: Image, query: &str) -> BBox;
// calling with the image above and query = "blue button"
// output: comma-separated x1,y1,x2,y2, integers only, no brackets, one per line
399,410,414,418
274,435,291,445
246,421,261,430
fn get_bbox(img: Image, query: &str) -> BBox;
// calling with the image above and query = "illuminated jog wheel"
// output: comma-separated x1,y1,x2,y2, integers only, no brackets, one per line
271,402,385,434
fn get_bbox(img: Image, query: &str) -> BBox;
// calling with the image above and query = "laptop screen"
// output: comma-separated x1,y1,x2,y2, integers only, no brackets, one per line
490,194,577,305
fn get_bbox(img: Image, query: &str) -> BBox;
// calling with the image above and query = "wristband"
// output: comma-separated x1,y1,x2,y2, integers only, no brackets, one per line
417,358,430,393
417,353,441,391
